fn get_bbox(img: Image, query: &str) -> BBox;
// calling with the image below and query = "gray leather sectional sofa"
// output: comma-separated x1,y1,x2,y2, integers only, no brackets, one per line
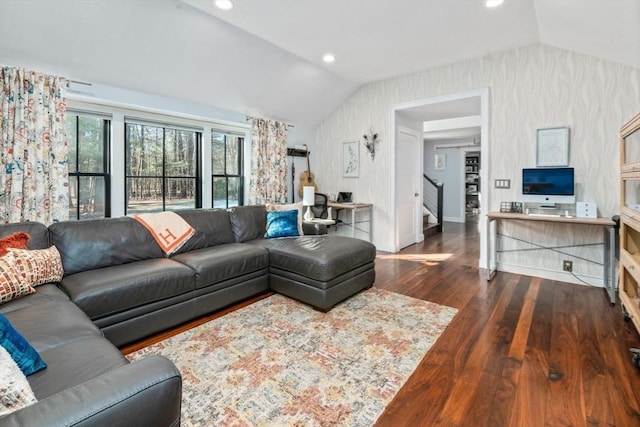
0,205,375,426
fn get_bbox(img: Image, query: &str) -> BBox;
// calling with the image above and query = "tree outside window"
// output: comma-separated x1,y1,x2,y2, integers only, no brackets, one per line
212,131,243,208
125,123,201,214
66,114,110,220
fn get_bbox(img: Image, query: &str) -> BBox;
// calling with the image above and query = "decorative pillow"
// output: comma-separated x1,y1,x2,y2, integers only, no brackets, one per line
0,345,37,416
265,210,300,239
0,232,30,257
265,202,304,236
0,313,46,376
0,253,35,304
9,246,64,287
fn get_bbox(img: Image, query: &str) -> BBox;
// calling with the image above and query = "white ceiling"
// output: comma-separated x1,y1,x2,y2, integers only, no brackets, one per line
0,0,638,128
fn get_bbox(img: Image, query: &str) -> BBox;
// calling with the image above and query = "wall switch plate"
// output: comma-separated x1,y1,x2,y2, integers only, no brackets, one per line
495,179,510,189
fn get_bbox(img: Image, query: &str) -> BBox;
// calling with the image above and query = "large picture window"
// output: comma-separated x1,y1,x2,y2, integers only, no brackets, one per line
212,131,243,208
125,122,201,214
66,113,110,220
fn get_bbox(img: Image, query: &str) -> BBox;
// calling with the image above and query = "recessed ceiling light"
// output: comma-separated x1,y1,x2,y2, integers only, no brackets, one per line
214,0,234,10
323,53,335,63
486,0,504,7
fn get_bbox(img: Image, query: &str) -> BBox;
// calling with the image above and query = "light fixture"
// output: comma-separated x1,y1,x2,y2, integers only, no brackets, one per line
214,0,234,10
303,186,316,221
322,53,335,63
485,0,504,7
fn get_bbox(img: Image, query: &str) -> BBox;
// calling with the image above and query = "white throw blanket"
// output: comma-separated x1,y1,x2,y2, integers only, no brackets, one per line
132,212,195,255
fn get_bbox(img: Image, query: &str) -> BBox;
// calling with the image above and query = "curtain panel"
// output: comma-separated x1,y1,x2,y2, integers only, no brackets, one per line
0,67,69,225
248,118,288,204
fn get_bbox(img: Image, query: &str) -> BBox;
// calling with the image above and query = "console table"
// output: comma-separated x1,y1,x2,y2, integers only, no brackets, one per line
486,211,616,303
328,202,372,241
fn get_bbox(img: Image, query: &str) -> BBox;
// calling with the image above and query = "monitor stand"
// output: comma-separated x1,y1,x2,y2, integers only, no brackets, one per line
538,204,557,210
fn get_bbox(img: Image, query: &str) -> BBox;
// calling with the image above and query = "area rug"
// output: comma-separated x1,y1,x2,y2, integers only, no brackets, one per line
127,288,457,426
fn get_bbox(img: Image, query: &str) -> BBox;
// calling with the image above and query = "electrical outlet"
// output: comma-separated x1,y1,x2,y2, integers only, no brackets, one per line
563,260,573,272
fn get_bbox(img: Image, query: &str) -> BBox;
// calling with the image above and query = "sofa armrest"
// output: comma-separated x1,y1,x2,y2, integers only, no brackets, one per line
0,356,181,427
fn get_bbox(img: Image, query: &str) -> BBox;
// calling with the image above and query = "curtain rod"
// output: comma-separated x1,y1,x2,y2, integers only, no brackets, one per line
68,79,92,86
246,115,294,128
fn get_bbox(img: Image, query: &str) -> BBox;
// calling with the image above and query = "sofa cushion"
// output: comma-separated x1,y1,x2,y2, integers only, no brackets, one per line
27,336,128,400
266,202,304,235
59,258,196,320
0,252,35,304
49,217,164,275
228,205,267,243
0,346,37,416
171,243,269,290
174,209,236,253
249,235,376,282
0,313,46,376
9,246,64,287
0,285,69,314
2,300,102,353
0,222,49,250
265,210,300,239
0,232,30,257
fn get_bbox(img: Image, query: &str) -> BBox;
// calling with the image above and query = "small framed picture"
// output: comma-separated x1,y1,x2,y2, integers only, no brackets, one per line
536,126,569,167
343,141,359,178
434,153,446,170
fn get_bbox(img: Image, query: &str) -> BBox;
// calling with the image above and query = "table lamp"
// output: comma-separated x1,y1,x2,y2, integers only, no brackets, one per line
303,186,315,221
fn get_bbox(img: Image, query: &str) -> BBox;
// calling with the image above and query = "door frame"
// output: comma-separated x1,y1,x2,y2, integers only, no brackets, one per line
390,88,489,268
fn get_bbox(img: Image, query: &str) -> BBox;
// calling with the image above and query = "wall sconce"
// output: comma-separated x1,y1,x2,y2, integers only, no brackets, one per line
362,127,379,160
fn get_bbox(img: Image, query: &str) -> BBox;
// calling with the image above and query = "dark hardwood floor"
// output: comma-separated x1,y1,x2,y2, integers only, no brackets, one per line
374,222,640,427
123,222,640,426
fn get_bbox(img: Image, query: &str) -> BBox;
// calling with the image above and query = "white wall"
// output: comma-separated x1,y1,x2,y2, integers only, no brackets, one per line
424,142,466,222
315,44,639,282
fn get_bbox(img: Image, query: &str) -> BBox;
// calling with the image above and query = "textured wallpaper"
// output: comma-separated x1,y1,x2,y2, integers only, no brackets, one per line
315,44,639,283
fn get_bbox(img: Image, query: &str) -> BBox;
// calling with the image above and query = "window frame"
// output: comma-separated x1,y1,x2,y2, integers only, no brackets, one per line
211,130,244,209
124,121,202,214
66,111,111,220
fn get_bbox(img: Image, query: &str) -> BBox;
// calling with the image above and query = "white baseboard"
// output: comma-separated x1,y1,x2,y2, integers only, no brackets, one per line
496,262,604,287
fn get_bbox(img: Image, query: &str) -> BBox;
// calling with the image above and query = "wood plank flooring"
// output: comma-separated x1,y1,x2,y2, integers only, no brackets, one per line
374,222,640,427
123,221,640,426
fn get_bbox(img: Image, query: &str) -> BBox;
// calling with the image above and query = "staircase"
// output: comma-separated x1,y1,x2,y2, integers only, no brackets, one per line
423,174,443,234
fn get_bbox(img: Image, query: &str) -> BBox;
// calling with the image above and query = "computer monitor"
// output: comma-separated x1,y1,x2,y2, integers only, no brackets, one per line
337,192,352,203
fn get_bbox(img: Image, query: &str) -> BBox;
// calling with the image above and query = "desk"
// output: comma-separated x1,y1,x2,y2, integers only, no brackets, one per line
486,212,616,303
328,202,372,240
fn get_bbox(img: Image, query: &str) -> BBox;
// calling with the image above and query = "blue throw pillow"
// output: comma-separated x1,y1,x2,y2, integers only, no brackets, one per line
265,210,300,239
0,313,46,376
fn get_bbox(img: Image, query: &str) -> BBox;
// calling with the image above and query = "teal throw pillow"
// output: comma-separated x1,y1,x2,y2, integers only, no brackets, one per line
265,210,300,239
0,313,46,376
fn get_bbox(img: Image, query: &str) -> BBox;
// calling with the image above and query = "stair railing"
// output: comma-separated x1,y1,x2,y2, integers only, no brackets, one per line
423,174,443,233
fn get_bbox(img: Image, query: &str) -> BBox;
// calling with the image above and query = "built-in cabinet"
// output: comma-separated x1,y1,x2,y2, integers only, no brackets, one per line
619,112,640,364
465,152,480,214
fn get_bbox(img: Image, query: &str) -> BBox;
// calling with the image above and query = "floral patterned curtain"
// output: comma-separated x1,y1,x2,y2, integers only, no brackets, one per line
248,118,288,204
0,67,69,225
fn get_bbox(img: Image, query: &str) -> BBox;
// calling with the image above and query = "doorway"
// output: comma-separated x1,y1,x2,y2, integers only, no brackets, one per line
391,89,489,269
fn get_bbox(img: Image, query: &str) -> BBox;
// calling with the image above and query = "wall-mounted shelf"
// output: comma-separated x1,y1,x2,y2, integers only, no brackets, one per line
287,148,309,157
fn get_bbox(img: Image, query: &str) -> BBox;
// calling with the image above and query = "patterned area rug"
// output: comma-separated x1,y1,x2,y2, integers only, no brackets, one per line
127,288,457,426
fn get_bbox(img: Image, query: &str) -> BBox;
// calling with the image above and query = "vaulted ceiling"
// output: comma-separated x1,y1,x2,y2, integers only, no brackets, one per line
0,0,637,128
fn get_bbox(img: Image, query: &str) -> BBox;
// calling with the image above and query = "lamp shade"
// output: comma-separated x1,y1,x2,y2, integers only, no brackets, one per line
302,186,315,206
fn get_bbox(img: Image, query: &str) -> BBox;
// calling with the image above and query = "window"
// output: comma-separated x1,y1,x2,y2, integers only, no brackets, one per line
66,113,110,220
125,122,201,214
212,131,243,208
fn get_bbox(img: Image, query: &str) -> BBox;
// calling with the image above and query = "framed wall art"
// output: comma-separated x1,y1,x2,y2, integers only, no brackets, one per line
434,153,446,170
536,126,569,167
343,141,359,177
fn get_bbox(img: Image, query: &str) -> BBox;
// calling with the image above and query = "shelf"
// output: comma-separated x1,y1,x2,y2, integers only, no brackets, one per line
620,111,640,340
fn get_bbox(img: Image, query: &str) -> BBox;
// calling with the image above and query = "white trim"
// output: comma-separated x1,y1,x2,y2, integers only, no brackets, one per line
68,95,249,131
496,262,604,287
